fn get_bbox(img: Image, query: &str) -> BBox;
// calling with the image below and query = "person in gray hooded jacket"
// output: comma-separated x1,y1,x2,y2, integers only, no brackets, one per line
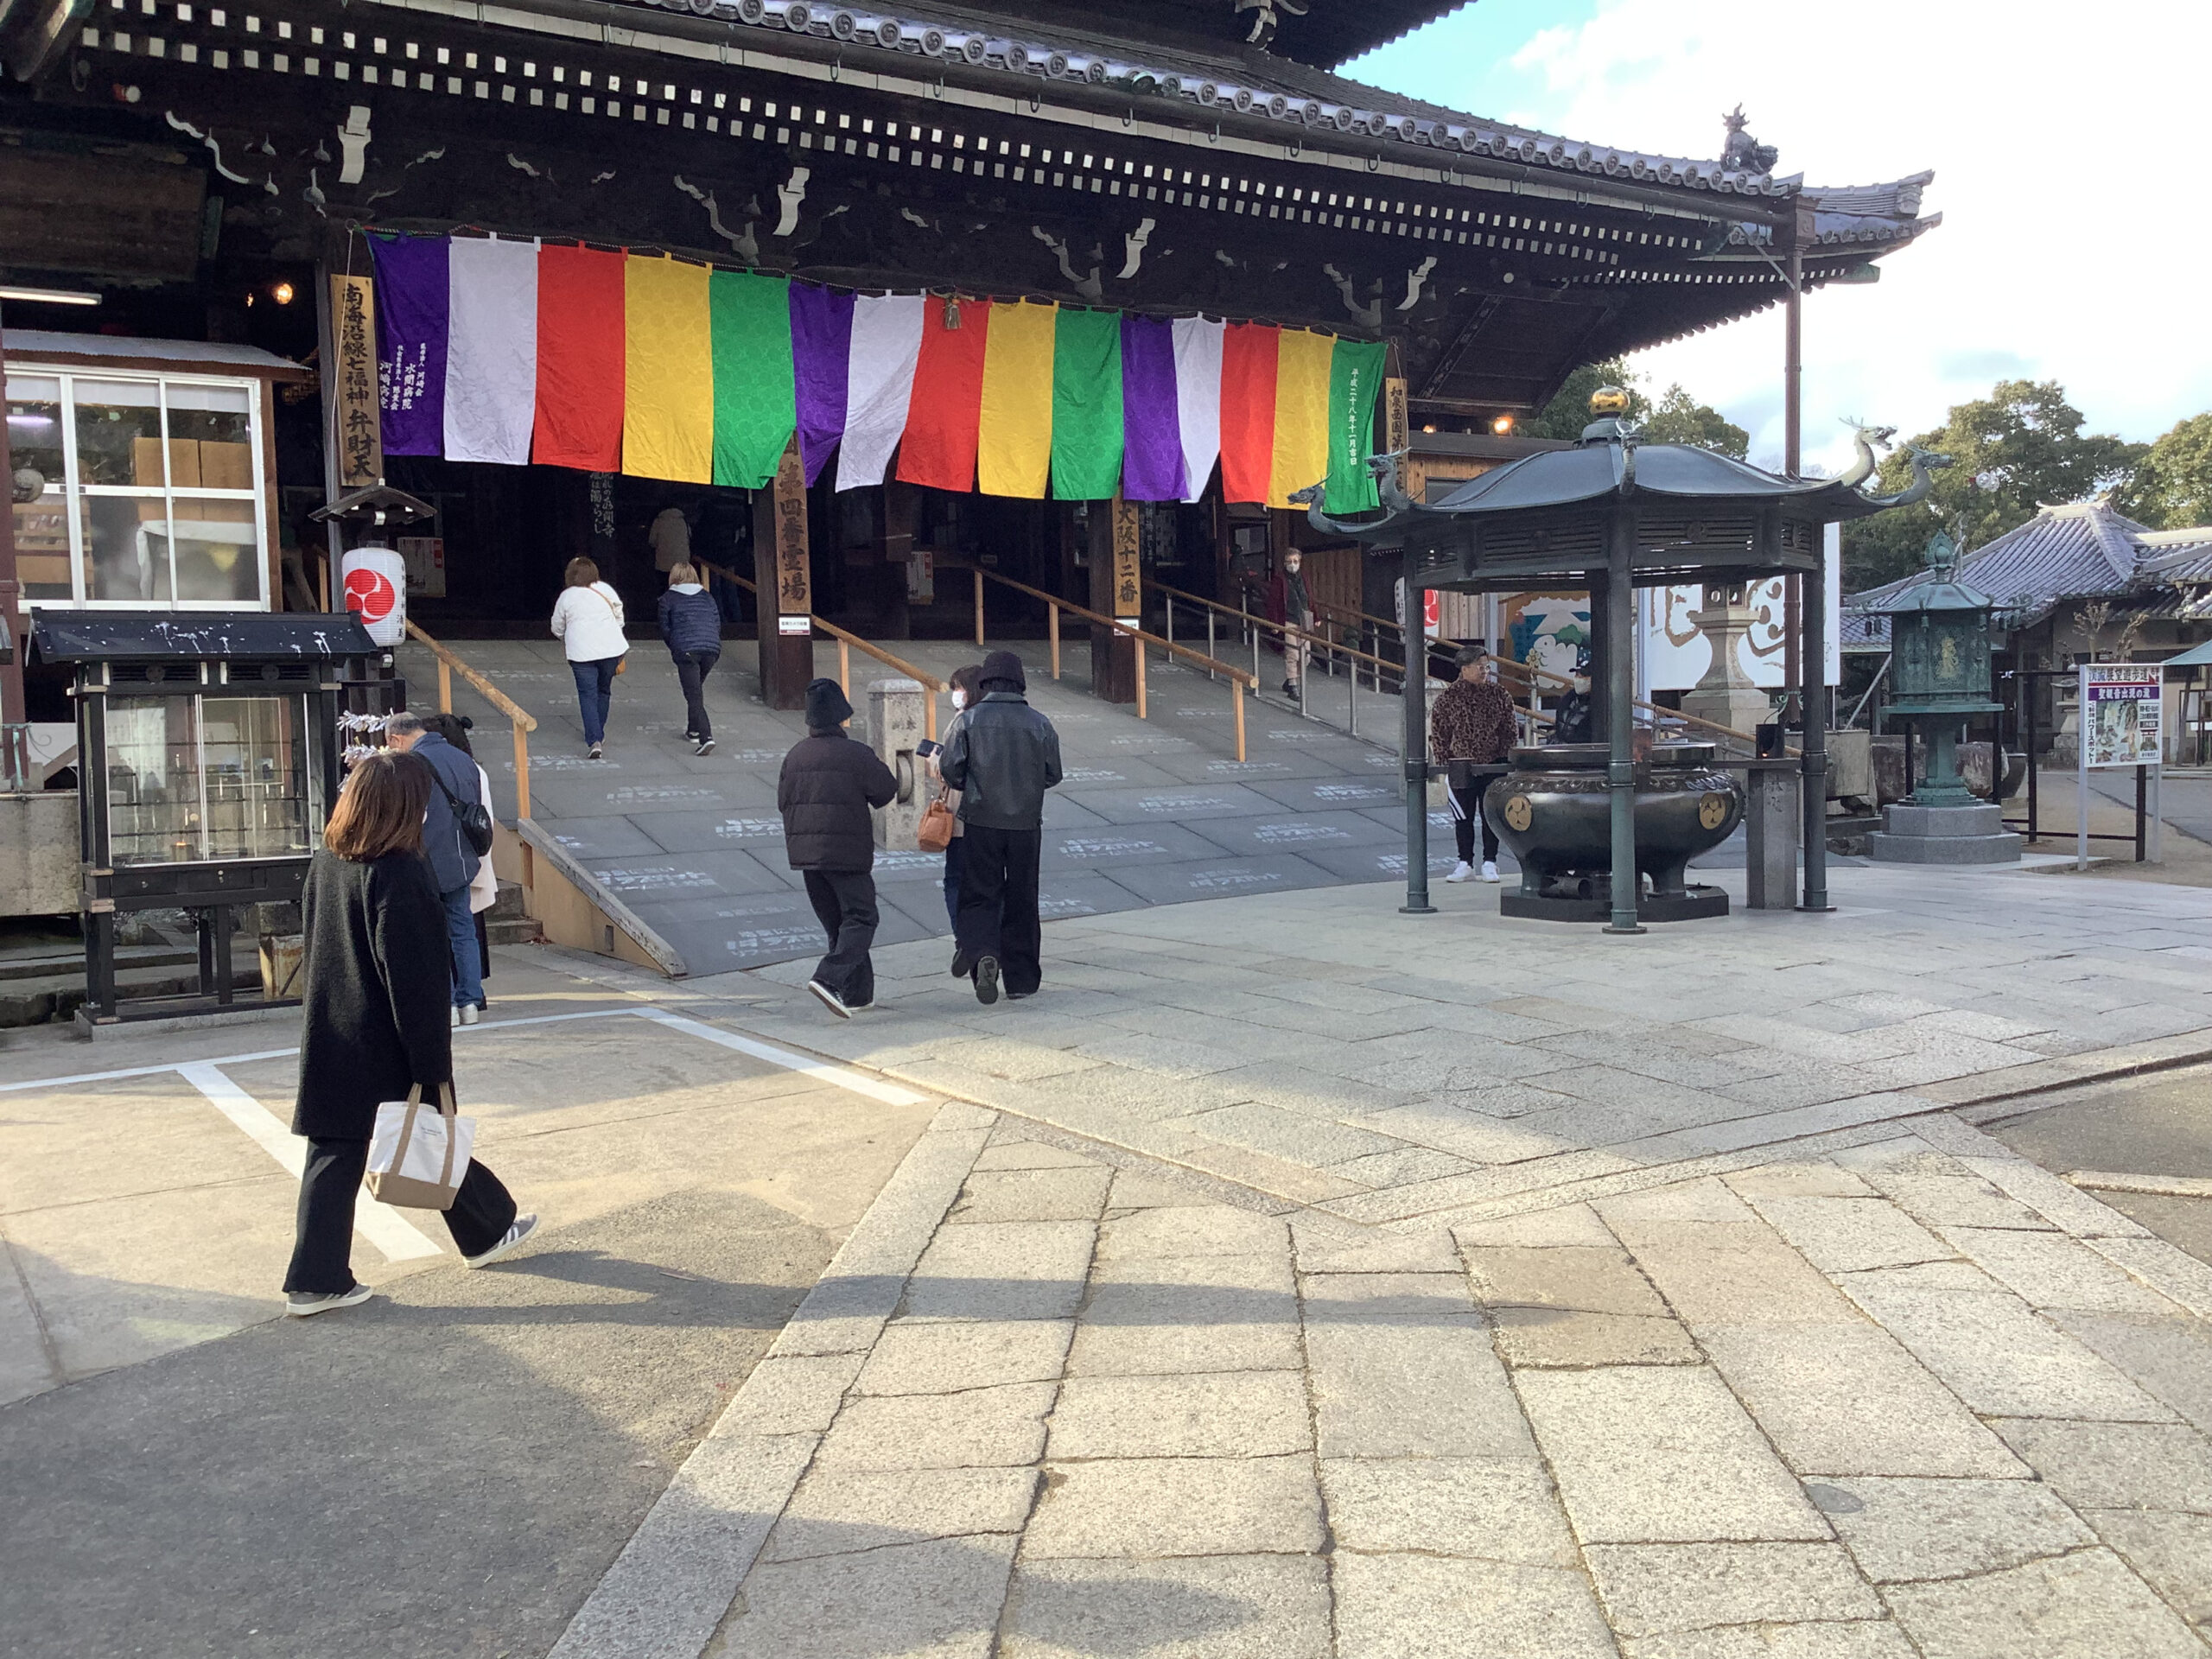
938,649,1062,1005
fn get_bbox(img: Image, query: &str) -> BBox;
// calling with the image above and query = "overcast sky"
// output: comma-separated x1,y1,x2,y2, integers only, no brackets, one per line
1346,1,2212,475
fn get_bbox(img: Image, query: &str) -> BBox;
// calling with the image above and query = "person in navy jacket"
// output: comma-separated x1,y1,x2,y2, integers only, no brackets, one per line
384,710,487,1025
658,562,723,756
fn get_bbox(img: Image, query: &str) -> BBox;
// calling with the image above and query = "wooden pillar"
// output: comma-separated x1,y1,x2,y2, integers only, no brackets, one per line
753,437,815,710
1087,495,1139,703
0,313,22,735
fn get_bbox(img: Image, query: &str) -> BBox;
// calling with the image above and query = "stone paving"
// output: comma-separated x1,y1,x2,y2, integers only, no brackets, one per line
556,1095,2212,1658
539,856,2212,1658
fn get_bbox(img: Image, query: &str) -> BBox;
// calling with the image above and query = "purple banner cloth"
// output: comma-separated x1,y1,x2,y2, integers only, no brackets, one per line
372,233,451,458
1119,315,1185,502
789,283,855,486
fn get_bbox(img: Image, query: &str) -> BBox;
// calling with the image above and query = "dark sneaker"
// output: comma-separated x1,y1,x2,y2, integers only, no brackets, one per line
465,1213,539,1269
974,956,1001,1005
588,744,603,760
807,979,854,1019
285,1282,373,1318
1007,989,1034,1000
696,737,715,756
950,948,973,978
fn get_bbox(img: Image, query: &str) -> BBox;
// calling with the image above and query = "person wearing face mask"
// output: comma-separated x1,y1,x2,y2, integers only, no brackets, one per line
1276,550,1313,700
928,664,986,969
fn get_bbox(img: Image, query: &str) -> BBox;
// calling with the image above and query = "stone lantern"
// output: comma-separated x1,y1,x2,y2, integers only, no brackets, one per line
1867,531,2020,863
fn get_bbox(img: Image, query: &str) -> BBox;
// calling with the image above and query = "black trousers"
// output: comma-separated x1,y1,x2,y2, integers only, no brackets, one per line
675,649,720,741
1450,780,1500,864
804,868,879,1007
284,1135,517,1294
957,823,1043,996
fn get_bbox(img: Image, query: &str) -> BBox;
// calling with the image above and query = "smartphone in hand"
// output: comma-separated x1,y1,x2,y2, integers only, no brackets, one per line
916,739,941,758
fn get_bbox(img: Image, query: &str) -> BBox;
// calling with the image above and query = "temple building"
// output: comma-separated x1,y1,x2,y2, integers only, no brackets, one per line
2,0,1939,717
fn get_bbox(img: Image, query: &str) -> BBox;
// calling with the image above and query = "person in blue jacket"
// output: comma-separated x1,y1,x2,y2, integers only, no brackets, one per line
658,561,722,756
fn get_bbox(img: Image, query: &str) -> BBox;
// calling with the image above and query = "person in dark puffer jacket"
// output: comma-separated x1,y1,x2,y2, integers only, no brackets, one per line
657,562,723,755
938,649,1062,1006
779,678,898,1018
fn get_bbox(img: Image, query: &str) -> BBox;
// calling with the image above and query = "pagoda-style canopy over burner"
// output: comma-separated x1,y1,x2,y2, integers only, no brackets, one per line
1297,405,1948,932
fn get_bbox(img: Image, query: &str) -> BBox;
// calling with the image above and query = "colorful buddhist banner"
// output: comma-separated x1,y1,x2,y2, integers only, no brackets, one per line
369,233,1382,507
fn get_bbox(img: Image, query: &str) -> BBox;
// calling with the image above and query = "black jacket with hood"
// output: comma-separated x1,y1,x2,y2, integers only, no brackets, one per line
939,690,1063,831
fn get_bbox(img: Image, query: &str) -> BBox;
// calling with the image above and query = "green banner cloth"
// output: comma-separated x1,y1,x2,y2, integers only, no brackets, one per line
1050,307,1125,500
1322,338,1389,515
710,270,796,491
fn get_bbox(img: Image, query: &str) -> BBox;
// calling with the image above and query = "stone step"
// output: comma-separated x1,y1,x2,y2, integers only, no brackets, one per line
486,916,541,946
0,950,262,1028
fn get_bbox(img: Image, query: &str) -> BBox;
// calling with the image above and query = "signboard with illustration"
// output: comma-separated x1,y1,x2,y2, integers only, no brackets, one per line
1639,525,1843,689
2081,664,2163,769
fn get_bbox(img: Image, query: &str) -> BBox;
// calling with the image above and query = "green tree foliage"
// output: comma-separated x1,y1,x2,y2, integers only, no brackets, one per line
1642,385,1751,460
2115,412,2212,531
1841,380,2145,594
1523,359,1745,458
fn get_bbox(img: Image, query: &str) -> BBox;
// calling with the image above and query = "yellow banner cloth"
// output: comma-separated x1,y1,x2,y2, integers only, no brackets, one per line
623,256,714,484
976,299,1058,499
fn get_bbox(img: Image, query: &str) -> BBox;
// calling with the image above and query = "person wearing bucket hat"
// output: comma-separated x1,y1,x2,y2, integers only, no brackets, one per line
779,678,899,1018
939,650,1062,1004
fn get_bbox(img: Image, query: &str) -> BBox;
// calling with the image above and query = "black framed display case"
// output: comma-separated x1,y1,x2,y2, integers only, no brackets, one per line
29,609,378,1026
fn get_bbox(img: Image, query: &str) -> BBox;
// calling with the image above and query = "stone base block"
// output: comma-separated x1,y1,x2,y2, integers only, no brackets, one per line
1866,830,2024,866
1883,802,2007,838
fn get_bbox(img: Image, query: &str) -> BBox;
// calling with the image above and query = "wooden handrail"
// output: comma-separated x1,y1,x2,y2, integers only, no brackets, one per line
973,568,1254,686
697,558,945,741
404,620,537,820
1149,577,1397,673
960,563,1254,761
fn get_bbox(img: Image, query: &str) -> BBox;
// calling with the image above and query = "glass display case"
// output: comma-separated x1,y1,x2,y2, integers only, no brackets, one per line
29,609,378,1027
104,691,317,866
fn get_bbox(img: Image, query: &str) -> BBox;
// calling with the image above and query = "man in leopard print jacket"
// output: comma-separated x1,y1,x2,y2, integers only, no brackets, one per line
1428,644,1520,884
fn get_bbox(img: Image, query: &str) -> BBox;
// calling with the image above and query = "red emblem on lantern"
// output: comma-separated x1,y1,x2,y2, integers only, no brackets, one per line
344,566,397,623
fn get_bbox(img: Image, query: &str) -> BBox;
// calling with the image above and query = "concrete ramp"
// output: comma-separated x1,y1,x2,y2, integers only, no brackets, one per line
403,635,1466,975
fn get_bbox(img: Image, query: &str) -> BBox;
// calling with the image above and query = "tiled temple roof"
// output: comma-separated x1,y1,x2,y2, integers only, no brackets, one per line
1846,501,2212,645
614,0,1886,206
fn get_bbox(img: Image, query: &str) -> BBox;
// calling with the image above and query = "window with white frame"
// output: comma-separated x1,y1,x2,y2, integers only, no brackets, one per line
6,367,269,609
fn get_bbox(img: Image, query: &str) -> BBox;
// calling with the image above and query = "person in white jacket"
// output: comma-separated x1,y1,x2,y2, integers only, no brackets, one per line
550,556,629,759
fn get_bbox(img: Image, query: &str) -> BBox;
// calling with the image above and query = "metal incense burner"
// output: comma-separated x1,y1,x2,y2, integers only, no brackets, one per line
1484,741,1744,922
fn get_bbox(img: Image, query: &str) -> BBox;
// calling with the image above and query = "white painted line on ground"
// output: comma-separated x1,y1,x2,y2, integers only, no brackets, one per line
177,1063,443,1263
0,1048,302,1095
2066,1168,2212,1199
629,1006,930,1106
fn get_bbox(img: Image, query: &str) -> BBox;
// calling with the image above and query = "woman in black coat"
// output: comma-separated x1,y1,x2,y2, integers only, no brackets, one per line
283,749,537,1315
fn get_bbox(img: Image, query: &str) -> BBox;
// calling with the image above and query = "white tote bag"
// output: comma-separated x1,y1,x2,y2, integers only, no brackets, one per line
365,1084,475,1211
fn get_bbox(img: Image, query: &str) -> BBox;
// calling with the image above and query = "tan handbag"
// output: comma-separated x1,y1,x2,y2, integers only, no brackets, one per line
917,791,956,854
365,1084,474,1211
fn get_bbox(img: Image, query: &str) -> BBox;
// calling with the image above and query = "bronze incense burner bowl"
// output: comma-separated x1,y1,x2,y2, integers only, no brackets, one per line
1483,742,1744,923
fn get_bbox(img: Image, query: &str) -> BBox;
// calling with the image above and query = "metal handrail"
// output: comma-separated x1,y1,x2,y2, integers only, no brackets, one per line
957,563,1254,761
697,559,945,741
404,620,538,820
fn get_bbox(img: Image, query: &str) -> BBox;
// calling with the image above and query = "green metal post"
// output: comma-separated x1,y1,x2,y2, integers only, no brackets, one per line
1604,512,1644,934
1401,543,1434,914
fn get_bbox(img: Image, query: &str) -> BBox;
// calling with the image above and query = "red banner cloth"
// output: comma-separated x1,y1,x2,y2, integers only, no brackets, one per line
532,245,626,472
894,297,992,493
1217,321,1281,507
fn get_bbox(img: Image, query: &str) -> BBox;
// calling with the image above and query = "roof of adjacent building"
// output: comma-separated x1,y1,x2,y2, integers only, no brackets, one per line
3,331,308,376
1845,500,2212,647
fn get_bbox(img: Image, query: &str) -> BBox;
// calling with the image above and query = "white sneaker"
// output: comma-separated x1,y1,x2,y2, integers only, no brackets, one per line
1480,861,1500,883
1445,861,1474,883
450,1005,461,1028
459,1002,481,1027
286,1282,373,1317
807,979,854,1019
466,1213,539,1269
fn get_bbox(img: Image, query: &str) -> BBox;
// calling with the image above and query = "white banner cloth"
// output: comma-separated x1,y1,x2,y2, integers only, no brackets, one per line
444,237,540,466
1171,315,1225,505
836,295,925,492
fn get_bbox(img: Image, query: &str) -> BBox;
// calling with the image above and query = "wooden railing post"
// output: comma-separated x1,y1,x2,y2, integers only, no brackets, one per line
1048,602,1061,680
437,659,453,714
512,724,531,821
1133,631,1147,721
838,636,851,696
1232,680,1246,762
